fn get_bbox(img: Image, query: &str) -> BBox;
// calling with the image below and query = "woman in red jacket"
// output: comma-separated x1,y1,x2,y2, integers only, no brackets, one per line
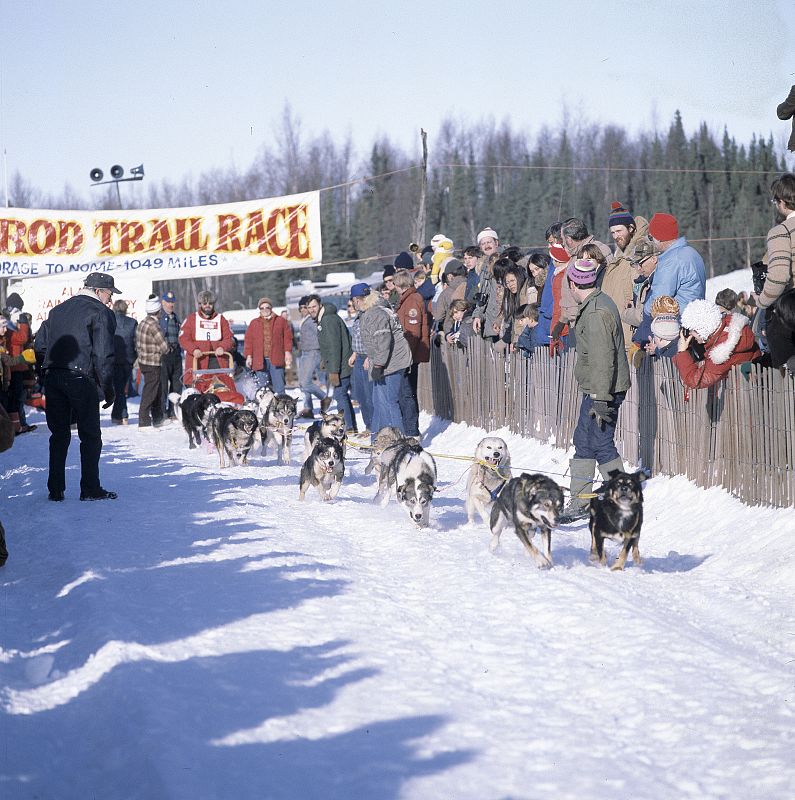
244,297,293,393
673,299,761,390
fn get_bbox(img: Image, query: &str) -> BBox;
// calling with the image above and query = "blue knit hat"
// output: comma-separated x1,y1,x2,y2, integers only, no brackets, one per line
394,251,414,270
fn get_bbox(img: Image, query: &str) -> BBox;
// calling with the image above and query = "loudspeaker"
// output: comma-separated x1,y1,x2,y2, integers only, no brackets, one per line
90,168,104,182
130,164,144,177
110,164,124,179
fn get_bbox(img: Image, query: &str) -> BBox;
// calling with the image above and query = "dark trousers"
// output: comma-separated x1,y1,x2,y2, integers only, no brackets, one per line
44,370,102,495
161,348,183,417
572,392,626,464
112,363,132,420
9,370,27,426
333,375,357,432
140,364,164,427
398,364,420,437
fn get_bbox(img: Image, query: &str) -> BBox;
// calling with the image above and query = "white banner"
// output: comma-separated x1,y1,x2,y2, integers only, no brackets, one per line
10,274,153,333
0,190,322,281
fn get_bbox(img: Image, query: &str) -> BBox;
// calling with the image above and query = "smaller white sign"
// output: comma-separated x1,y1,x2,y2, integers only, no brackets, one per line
10,274,153,333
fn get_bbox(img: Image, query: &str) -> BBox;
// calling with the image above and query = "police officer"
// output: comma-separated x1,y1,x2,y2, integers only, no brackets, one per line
35,272,119,501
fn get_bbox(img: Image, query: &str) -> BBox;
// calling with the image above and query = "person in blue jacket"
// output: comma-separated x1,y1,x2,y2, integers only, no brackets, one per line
644,213,706,316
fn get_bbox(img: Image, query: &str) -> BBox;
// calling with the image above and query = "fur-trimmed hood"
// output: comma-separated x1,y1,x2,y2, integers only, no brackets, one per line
706,312,752,365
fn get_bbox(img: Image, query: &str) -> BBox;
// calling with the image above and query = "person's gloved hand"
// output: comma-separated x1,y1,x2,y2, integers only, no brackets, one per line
20,349,36,364
549,338,563,357
371,365,384,381
589,399,614,426
329,372,340,387
102,388,115,410
551,321,565,339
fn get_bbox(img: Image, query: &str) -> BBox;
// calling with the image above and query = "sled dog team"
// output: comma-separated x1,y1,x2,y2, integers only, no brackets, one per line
169,389,644,571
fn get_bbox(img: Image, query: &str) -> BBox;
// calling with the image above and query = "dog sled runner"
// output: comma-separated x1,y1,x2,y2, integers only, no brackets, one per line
184,351,244,405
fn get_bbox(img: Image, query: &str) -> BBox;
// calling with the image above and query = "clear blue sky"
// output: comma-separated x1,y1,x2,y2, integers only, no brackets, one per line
2,0,793,205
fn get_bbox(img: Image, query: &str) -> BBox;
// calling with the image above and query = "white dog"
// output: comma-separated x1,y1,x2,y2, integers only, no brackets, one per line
466,436,512,524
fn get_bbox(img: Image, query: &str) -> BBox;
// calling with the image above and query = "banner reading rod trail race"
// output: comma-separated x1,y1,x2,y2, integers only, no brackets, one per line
0,190,322,281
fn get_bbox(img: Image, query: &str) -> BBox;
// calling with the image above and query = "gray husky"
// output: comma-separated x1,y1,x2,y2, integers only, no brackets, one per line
489,473,564,568
207,406,259,469
372,432,437,527
260,393,298,465
299,437,345,502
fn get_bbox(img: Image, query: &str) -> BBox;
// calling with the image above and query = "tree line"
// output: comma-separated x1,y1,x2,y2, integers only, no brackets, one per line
5,107,786,311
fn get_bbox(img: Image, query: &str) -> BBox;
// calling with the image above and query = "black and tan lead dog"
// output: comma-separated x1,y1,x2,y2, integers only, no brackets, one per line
589,470,644,570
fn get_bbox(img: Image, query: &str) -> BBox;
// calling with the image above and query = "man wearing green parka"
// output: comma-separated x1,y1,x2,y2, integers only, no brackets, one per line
559,258,631,523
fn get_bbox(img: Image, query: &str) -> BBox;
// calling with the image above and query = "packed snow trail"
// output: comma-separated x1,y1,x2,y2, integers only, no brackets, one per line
1,402,794,800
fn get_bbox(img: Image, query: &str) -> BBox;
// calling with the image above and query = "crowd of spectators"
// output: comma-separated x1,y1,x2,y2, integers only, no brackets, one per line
316,173,794,474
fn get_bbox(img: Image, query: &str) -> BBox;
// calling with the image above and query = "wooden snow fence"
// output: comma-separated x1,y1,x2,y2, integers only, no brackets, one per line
417,337,795,509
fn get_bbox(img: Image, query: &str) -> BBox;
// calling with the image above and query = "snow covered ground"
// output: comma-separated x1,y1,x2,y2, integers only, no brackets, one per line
1,388,794,799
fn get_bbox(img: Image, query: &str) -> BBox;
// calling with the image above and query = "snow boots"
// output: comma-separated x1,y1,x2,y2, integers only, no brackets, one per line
558,458,596,524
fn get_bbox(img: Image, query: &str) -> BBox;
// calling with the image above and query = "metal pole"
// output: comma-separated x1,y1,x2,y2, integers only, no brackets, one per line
115,180,122,209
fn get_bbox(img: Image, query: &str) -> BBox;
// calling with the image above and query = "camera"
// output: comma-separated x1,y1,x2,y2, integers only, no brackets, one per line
680,327,691,337
473,291,487,308
751,260,768,295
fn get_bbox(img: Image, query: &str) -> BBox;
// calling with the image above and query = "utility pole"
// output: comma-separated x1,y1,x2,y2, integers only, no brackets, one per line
413,129,428,248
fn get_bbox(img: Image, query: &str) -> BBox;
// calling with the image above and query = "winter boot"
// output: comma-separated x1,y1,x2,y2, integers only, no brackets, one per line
597,457,625,482
558,458,596,524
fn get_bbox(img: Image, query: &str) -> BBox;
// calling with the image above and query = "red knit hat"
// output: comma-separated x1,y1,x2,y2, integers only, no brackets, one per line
648,213,679,242
549,244,569,263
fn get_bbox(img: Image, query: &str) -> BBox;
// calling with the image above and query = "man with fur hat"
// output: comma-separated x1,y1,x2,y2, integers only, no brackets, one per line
35,272,119,501
135,295,170,429
644,212,706,315
558,258,630,524
673,299,760,390
178,290,234,386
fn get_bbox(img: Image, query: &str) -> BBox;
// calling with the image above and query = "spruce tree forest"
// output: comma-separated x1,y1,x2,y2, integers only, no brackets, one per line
5,108,788,311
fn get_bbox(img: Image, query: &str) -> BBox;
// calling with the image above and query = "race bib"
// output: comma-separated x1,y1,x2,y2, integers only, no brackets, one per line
196,315,222,342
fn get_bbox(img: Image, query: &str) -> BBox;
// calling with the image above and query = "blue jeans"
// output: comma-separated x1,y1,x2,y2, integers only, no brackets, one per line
351,353,373,430
298,350,326,410
371,370,404,436
397,364,420,437
256,361,285,394
572,392,625,464
333,374,356,431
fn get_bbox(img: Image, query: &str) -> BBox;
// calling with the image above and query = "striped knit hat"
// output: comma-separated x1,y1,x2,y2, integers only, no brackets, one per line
608,201,634,229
